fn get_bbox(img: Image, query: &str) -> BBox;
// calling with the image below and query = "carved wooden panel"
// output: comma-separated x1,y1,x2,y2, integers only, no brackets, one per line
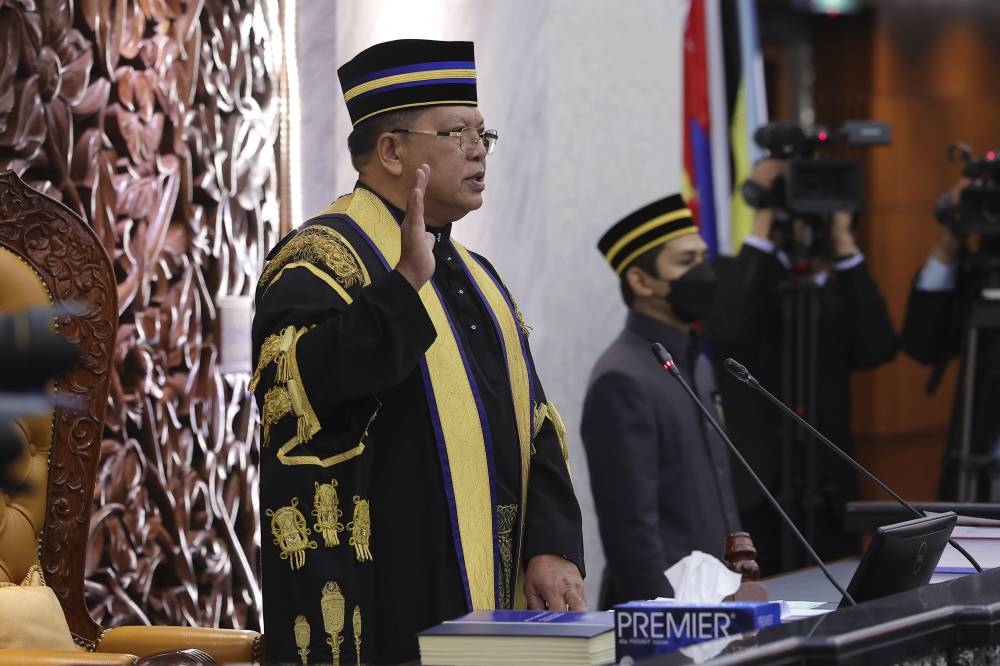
0,0,282,631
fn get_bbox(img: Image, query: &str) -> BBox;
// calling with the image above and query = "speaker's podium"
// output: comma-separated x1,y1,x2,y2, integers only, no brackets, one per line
633,513,1000,665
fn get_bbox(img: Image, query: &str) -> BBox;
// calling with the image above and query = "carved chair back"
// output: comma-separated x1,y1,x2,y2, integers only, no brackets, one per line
0,170,117,647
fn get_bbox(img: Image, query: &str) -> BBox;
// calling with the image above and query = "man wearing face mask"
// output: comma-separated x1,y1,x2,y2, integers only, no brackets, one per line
581,194,741,609
705,159,897,575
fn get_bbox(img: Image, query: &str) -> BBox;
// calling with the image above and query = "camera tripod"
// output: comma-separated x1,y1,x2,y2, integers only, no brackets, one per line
951,293,1000,502
776,276,825,571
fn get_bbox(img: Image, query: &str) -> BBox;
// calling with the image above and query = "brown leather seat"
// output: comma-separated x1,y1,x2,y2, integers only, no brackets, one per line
0,171,261,665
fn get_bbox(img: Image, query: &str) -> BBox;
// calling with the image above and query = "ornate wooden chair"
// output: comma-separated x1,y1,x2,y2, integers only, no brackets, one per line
0,171,260,664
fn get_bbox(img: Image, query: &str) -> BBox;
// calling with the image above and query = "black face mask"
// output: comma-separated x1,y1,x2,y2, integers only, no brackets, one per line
664,261,718,323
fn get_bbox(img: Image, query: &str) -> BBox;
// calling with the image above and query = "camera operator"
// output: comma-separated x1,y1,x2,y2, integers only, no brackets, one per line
705,158,898,574
901,175,1000,501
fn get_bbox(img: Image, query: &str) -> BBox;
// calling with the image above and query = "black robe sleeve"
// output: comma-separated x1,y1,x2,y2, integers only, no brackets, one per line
522,372,586,578
706,243,786,351
253,267,437,414
831,260,898,370
901,273,959,365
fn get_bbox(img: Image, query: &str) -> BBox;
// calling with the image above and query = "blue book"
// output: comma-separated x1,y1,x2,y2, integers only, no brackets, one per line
931,566,979,584
419,610,615,665
614,600,782,660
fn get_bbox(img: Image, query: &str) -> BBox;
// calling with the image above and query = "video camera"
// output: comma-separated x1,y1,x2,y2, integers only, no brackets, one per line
742,120,892,216
945,144,1000,236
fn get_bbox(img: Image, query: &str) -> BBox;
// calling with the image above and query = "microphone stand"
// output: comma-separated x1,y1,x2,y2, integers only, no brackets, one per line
650,343,857,606
724,357,983,573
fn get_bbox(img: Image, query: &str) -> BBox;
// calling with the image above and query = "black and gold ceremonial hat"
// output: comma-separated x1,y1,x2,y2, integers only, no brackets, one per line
337,39,477,127
598,194,697,274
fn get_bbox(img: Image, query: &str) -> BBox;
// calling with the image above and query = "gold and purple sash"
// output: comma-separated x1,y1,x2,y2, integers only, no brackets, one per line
320,189,534,610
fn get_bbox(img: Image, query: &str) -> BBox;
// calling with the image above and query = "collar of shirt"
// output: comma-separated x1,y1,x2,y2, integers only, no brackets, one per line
625,310,700,373
355,181,453,244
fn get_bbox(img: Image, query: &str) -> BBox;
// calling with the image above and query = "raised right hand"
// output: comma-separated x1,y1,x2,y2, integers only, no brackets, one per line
396,164,436,290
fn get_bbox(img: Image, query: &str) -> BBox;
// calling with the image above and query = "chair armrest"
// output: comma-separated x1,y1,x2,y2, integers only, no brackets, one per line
0,648,137,665
97,627,260,663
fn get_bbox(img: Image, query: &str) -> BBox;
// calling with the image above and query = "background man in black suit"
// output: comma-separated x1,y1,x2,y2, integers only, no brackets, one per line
901,177,1000,501
706,159,897,575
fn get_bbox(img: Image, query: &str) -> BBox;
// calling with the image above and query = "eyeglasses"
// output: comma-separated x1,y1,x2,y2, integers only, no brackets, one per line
391,127,499,156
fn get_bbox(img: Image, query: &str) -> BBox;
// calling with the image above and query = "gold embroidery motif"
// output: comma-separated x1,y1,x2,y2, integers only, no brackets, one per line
250,332,283,393
275,325,296,384
261,323,331,462
547,402,570,464
531,402,546,439
497,504,518,609
510,295,532,338
531,402,548,455
277,402,378,468
262,385,293,447
352,606,362,666
293,615,311,665
285,378,319,444
321,581,346,664
261,226,368,291
312,480,344,547
531,402,570,465
347,496,373,562
266,497,317,570
250,325,296,393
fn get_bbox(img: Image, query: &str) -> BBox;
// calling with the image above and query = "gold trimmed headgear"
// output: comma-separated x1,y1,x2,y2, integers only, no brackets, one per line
598,194,697,275
337,39,477,127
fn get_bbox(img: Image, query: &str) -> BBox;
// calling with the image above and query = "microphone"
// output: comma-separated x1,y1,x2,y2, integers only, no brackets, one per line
650,343,857,606
723,358,751,384
723,357,983,573
650,343,680,377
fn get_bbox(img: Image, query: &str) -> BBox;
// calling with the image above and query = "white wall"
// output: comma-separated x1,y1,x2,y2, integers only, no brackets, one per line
298,0,688,607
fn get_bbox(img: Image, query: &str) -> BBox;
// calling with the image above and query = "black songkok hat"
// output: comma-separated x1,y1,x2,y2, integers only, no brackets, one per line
337,39,477,127
598,194,697,274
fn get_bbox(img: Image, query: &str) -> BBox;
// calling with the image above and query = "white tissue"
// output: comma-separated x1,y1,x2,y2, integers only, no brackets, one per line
679,634,741,663
664,550,742,603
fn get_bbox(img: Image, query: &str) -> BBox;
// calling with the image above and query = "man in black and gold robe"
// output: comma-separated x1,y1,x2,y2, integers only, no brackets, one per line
251,39,585,664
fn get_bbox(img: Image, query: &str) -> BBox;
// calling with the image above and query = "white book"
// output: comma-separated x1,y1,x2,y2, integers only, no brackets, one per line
936,525,1000,570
